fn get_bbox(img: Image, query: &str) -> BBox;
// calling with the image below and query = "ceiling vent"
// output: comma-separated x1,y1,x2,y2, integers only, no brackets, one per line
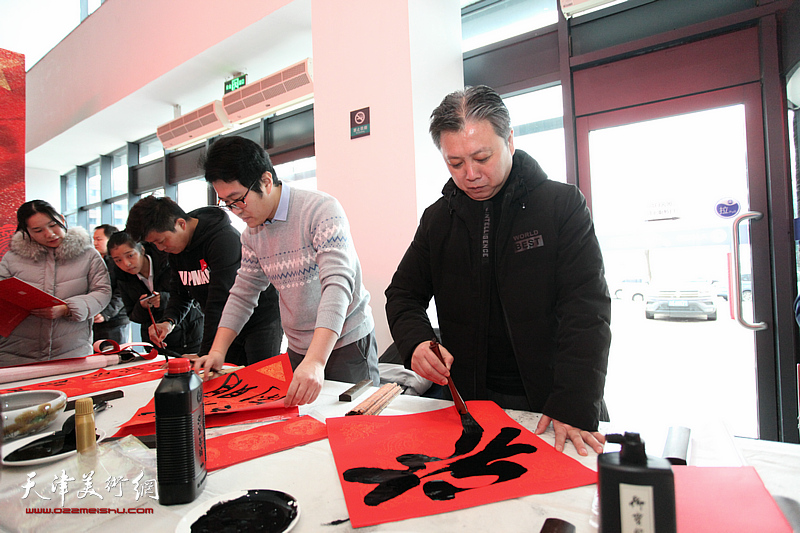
156,101,231,150
560,0,622,18
223,58,313,124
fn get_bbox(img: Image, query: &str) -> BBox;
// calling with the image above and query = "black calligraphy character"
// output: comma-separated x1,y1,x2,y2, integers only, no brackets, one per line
217,384,259,399
205,373,243,398
343,426,537,506
241,385,283,404
422,427,536,500
204,373,258,399
629,496,646,509
343,453,441,506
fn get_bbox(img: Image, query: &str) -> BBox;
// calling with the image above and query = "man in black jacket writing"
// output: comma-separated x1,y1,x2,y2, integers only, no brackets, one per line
385,86,611,456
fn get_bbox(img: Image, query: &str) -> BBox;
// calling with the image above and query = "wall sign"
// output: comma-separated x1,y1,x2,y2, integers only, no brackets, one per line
224,74,247,94
715,198,741,219
350,107,370,139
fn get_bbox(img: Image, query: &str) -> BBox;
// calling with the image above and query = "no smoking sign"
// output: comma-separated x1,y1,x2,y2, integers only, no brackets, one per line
350,107,370,139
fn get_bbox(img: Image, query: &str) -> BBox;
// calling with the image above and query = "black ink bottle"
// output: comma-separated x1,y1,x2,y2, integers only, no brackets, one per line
155,358,207,505
597,432,676,533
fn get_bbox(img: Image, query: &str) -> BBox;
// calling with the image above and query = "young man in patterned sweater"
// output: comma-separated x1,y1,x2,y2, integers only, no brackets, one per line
192,136,379,406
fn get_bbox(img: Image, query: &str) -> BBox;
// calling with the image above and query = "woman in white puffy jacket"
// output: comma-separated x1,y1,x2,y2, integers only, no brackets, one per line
0,200,111,367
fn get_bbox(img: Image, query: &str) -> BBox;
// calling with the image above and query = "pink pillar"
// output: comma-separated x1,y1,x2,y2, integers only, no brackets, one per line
311,0,463,350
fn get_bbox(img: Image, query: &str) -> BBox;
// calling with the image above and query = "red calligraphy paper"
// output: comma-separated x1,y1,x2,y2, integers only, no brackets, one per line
0,360,166,397
328,401,597,528
673,466,792,532
113,354,298,438
206,415,327,471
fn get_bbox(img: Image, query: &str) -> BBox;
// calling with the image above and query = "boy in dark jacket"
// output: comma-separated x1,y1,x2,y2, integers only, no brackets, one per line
107,232,204,354
126,196,282,366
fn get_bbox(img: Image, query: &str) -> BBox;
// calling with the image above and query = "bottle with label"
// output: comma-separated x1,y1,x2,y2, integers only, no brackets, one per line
597,432,676,533
75,397,96,455
155,357,206,505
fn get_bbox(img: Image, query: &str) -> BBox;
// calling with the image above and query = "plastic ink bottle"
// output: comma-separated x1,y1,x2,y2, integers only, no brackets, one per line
75,397,96,455
597,432,676,533
155,358,206,505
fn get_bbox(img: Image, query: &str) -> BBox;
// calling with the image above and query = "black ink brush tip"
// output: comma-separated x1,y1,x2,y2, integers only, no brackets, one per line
429,340,484,437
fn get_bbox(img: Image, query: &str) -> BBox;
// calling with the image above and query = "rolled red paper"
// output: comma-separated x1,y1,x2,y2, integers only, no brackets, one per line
0,354,120,384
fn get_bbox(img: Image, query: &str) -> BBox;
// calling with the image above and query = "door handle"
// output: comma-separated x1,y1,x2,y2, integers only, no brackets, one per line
732,211,767,331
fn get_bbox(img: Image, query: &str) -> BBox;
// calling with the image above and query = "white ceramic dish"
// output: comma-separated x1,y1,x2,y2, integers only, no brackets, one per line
176,489,299,533
1,389,67,441
1,428,106,467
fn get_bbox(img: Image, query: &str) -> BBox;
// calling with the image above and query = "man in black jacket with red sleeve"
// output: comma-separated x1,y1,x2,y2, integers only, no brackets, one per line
385,85,611,456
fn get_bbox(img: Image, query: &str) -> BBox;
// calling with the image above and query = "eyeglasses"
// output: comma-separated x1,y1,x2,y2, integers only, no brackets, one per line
217,179,258,210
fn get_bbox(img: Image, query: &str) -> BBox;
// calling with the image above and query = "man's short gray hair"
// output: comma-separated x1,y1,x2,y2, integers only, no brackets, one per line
429,85,512,150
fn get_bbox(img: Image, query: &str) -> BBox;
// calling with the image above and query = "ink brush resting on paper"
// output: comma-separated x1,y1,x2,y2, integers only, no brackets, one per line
429,340,484,438
346,383,402,416
65,389,124,410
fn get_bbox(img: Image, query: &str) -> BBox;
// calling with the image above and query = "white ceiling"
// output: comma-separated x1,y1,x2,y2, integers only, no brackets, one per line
0,0,79,72
1,0,313,174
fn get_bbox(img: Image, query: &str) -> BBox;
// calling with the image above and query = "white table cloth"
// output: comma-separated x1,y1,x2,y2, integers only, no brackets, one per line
1,358,798,532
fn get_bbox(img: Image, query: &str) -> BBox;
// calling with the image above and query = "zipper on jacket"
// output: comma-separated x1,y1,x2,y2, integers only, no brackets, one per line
494,186,530,400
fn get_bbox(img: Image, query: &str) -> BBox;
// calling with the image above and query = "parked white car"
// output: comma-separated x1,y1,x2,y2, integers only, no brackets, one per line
645,279,717,321
612,278,650,301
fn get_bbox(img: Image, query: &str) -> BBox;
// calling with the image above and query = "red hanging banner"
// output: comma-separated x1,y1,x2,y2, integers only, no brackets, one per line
0,48,25,259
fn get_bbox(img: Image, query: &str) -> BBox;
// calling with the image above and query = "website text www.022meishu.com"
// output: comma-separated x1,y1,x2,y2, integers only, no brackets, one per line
26,507,154,514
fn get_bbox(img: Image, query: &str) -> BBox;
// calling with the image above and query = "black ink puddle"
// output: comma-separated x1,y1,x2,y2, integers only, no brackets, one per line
190,489,298,533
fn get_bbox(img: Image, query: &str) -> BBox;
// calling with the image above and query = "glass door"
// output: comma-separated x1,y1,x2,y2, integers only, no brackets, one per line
577,84,773,438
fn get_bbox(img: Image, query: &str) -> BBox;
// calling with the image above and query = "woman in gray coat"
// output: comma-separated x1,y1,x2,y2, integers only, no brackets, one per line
0,200,111,367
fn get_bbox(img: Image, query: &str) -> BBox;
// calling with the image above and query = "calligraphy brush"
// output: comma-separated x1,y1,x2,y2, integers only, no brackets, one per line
430,340,484,438
146,303,175,362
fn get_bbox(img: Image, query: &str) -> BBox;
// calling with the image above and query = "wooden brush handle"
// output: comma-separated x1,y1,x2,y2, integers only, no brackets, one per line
429,340,468,415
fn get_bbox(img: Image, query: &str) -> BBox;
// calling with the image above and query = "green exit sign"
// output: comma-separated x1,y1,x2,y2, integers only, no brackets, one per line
224,74,247,94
